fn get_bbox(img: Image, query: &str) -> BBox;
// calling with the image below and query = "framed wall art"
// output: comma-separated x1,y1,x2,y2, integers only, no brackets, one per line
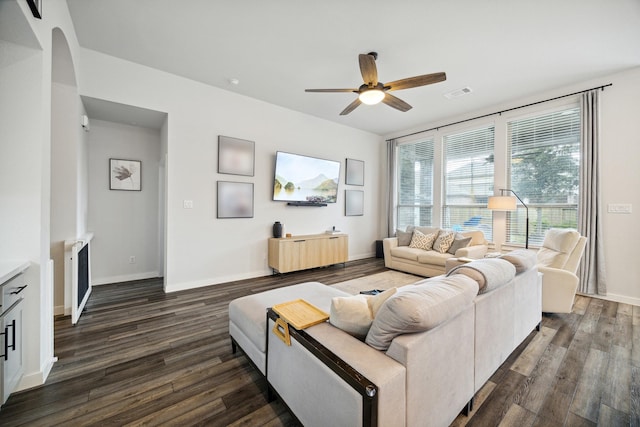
345,190,364,216
217,181,254,218
218,135,255,176
345,158,364,186
110,159,141,191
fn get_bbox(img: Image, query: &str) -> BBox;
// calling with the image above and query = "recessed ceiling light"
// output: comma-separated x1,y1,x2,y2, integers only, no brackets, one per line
229,78,240,85
444,86,473,99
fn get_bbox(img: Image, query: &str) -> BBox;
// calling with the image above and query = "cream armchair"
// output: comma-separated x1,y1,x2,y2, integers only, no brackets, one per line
537,228,587,313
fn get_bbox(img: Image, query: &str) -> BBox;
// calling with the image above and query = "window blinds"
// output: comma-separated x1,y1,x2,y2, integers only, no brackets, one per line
396,139,434,229
507,106,580,245
442,126,495,237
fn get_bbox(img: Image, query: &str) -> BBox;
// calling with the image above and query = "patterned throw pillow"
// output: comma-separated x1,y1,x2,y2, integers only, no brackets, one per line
433,230,456,253
409,229,437,251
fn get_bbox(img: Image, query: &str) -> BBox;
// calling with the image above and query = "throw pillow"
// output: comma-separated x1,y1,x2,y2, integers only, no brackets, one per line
368,287,397,317
329,294,373,340
433,231,456,253
409,229,437,251
365,276,479,351
329,288,398,339
396,229,413,246
447,237,472,255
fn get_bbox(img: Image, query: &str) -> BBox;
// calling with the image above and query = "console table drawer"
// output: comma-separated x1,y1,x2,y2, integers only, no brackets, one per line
1,273,26,315
268,233,348,274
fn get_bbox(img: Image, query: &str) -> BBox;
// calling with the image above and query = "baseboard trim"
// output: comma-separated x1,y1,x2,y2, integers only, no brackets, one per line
579,291,640,307
17,356,57,392
92,271,160,286
165,269,267,293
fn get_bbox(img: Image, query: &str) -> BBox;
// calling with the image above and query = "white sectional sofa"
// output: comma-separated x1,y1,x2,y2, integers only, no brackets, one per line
383,227,488,277
229,253,541,427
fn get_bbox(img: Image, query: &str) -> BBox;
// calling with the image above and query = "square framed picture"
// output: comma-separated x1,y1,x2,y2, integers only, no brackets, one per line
218,135,255,176
345,158,364,186
345,190,364,216
110,159,141,191
217,181,254,218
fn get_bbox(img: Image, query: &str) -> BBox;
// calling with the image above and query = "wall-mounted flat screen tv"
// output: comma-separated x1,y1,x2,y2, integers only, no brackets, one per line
273,151,341,204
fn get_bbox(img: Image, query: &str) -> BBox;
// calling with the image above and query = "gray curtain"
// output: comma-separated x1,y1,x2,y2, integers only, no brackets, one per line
386,139,398,237
578,90,607,295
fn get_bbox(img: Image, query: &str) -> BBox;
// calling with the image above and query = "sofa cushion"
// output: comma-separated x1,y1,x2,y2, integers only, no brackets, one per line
396,229,413,246
365,275,479,350
416,251,452,266
229,282,349,354
499,249,537,274
433,230,456,253
329,288,397,339
409,229,437,251
390,246,424,261
537,228,580,269
447,236,472,255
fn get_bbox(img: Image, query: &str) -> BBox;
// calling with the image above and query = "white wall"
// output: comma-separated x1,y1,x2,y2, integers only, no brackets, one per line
87,119,161,284
50,82,83,314
598,67,640,305
0,0,86,391
78,49,385,292
386,66,640,305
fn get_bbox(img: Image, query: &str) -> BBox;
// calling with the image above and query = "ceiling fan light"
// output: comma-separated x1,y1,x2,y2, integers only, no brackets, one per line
359,89,385,105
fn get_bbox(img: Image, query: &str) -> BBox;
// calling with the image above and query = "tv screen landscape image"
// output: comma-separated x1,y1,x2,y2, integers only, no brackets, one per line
273,152,340,204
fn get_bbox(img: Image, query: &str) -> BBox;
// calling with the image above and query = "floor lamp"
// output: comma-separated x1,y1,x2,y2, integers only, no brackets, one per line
487,189,529,249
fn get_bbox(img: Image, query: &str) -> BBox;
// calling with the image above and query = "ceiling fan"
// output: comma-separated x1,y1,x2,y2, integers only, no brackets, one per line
305,52,446,115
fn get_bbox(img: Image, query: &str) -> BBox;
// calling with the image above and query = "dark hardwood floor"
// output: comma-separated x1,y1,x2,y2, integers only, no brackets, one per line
0,258,637,426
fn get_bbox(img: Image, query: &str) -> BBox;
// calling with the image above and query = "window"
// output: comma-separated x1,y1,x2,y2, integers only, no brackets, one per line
396,139,434,230
507,106,580,246
442,126,495,240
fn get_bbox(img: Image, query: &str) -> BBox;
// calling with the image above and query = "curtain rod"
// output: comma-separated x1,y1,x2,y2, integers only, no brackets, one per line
386,83,612,142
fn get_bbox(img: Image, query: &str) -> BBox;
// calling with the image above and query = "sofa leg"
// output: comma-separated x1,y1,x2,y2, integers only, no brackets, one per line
536,321,541,332
462,397,474,416
231,338,237,354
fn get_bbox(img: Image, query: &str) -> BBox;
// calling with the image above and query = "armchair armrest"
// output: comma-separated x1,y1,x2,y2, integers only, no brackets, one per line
539,266,579,313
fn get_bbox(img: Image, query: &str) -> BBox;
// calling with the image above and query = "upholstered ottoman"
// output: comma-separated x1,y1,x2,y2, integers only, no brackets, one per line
228,281,350,375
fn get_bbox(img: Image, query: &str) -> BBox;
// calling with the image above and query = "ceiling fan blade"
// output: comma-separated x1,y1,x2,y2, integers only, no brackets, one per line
382,93,412,112
358,54,378,86
385,72,447,91
305,88,358,93
340,98,362,115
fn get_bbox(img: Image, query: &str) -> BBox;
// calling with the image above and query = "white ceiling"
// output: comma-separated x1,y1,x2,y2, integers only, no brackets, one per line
66,0,640,136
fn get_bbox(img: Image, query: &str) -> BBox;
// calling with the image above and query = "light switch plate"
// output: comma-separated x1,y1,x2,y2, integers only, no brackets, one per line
607,203,632,214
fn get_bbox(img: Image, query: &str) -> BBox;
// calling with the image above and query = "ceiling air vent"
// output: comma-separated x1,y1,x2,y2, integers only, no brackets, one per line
444,86,473,99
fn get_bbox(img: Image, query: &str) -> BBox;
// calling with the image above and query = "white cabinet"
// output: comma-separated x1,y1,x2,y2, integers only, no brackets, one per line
0,262,28,405
1,300,23,404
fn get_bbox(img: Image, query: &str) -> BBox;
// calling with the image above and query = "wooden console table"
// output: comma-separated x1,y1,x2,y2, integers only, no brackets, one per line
268,233,348,274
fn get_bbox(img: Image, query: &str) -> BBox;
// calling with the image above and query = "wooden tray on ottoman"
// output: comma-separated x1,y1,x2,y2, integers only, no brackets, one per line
272,299,329,330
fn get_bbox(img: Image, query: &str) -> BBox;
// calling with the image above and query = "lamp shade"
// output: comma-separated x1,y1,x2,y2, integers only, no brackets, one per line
487,195,517,211
358,89,385,105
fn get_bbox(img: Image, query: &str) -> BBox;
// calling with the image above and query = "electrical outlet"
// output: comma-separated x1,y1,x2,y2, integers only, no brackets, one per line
129,256,136,264
183,200,194,209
